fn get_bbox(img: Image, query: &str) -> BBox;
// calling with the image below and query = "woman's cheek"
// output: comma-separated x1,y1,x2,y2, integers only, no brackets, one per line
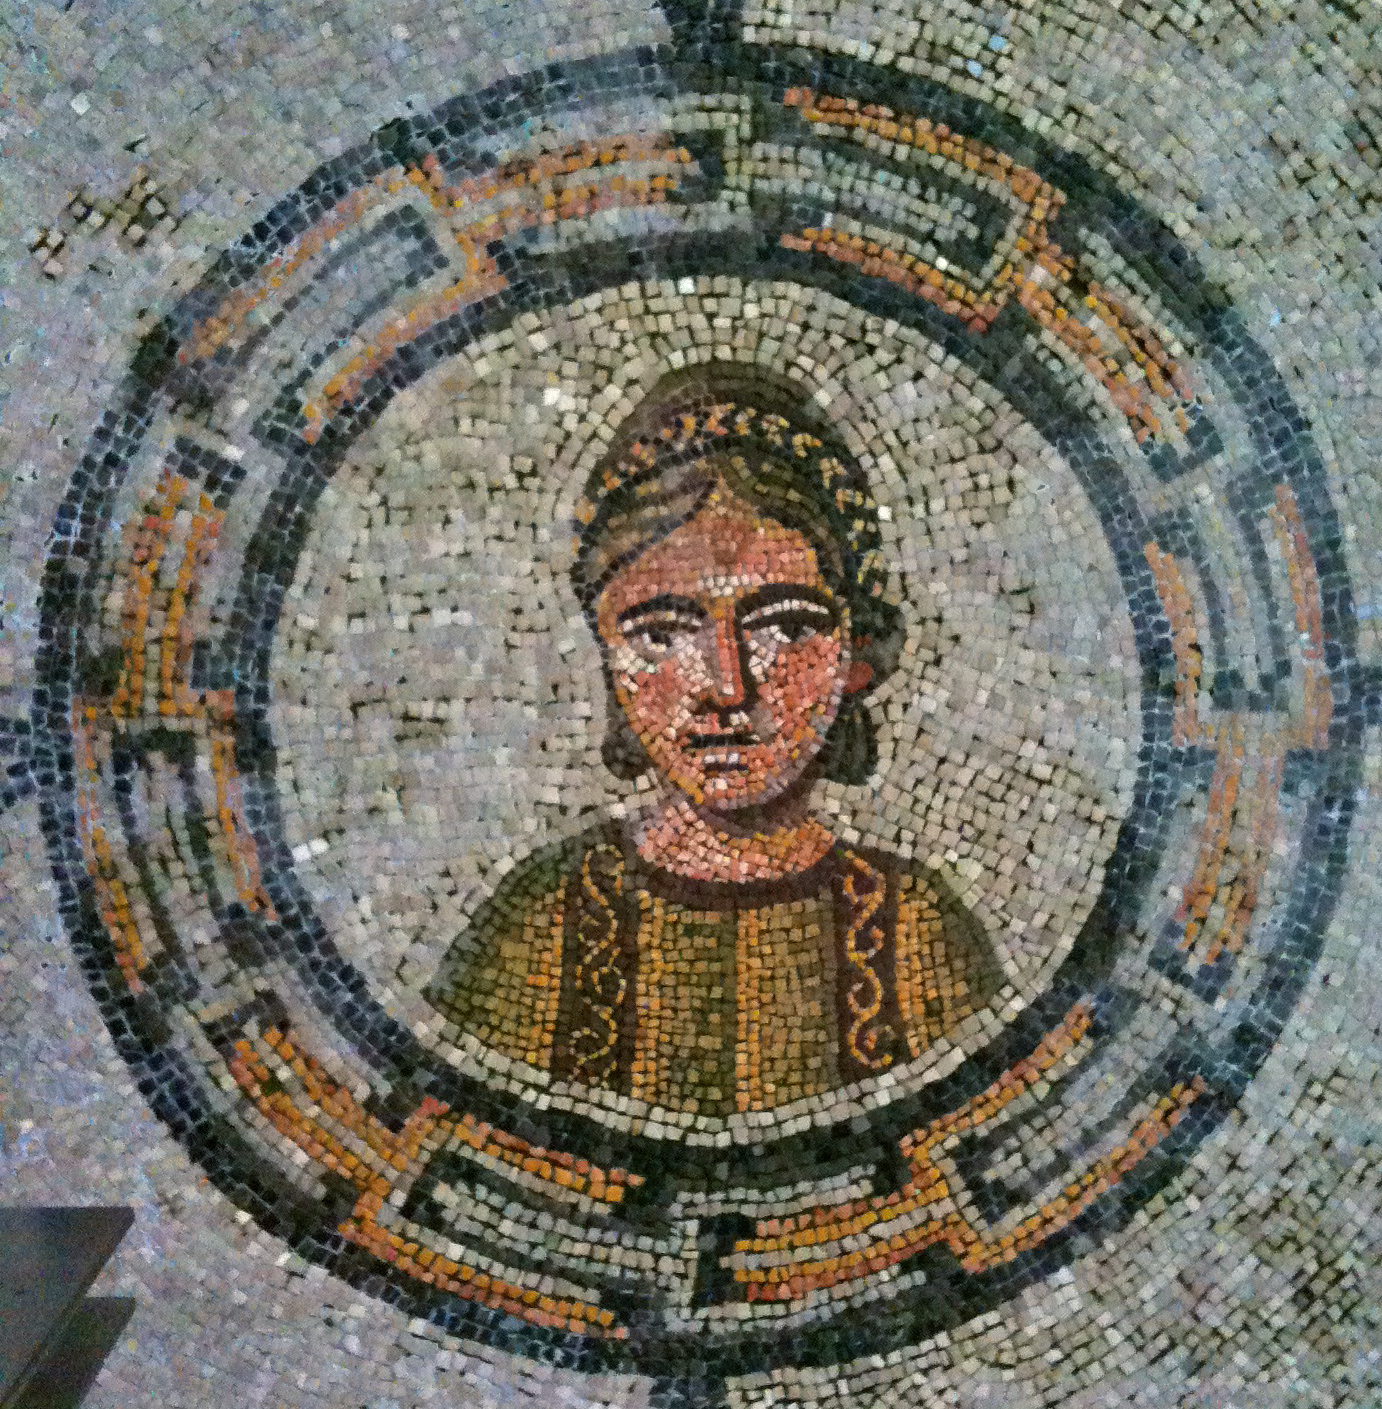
618,662,688,743
611,646,666,720
610,641,656,682
771,638,845,711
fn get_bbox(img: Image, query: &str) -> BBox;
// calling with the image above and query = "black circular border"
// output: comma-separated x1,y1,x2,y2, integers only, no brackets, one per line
33,8,1365,1391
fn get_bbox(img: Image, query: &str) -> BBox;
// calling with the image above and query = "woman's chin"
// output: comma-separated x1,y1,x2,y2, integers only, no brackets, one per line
700,785,764,812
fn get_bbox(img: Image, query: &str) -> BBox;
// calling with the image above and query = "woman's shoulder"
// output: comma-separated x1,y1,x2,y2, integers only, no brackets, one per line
472,820,625,914
840,842,979,915
423,822,623,1037
841,842,1005,1016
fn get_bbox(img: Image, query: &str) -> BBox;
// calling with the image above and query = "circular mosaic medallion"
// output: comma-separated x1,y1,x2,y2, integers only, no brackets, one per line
36,6,1364,1396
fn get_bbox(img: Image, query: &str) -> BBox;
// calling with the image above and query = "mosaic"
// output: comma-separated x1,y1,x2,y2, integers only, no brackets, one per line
5,0,1380,1405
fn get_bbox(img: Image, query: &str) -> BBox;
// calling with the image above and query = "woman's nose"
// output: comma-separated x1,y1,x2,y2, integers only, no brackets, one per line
706,614,749,708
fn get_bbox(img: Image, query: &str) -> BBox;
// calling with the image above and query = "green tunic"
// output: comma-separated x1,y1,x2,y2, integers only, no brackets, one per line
426,823,1003,1117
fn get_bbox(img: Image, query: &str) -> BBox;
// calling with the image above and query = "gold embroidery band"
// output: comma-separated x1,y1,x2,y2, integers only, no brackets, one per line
839,852,893,1071
563,843,628,1087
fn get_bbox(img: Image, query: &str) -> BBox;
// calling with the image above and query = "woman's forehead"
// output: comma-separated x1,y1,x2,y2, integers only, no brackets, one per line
602,498,829,609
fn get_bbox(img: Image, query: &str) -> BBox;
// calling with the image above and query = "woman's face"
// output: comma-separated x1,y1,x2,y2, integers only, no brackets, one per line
595,485,872,812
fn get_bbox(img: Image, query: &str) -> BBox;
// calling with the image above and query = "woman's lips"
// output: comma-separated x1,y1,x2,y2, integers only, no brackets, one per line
685,730,757,749
684,731,756,772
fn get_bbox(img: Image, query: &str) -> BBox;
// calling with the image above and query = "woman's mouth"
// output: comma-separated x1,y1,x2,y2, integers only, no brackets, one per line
686,729,757,749
685,730,757,771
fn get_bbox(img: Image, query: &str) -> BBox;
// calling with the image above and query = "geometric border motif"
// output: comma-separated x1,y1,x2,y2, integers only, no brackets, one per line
31,0,1365,1398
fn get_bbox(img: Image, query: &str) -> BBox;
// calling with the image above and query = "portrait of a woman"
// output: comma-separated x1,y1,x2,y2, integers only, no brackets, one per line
426,368,1003,1116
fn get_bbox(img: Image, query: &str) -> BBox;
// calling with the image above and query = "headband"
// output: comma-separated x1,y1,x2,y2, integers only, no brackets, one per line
573,397,891,610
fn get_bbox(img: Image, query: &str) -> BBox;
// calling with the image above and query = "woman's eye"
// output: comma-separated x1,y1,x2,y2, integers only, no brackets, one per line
746,609,832,646
767,618,817,644
624,616,698,654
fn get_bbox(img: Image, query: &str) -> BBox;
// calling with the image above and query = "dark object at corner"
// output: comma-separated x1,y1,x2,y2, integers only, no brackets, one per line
0,1207,134,1408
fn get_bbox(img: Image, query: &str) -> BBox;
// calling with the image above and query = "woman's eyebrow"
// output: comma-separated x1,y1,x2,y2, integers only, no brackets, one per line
616,593,705,626
738,583,838,617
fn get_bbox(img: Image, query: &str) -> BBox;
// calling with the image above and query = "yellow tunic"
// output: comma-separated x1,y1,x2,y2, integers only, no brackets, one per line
426,825,1002,1117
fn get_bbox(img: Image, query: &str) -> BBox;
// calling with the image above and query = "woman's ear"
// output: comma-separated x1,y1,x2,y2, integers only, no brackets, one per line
845,657,873,695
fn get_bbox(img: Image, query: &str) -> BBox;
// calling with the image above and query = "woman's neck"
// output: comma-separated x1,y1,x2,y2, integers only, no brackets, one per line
632,790,835,884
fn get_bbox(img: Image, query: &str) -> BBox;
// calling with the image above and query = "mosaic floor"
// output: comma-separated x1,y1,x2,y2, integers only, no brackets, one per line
1,2,1379,1406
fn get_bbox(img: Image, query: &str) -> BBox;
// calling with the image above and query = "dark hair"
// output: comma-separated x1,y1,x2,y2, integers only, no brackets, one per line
572,366,904,785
